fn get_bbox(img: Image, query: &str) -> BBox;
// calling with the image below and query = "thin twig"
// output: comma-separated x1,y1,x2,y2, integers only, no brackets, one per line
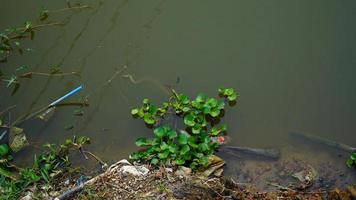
49,5,92,13
82,150,107,167
0,105,16,116
19,71,78,78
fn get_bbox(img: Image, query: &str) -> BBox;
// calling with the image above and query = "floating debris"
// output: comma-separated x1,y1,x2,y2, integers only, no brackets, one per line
9,126,28,152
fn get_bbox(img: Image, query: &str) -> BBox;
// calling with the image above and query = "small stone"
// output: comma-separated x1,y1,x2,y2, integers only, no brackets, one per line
165,168,173,173
175,166,191,177
119,165,149,176
20,192,33,200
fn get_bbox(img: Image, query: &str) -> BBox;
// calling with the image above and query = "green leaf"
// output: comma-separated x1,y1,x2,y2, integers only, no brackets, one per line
158,150,169,159
225,88,234,95
167,129,177,139
199,143,209,152
151,158,159,165
184,114,195,126
0,144,10,156
178,133,188,145
143,113,155,125
207,98,217,107
217,100,225,109
180,145,190,155
154,126,166,138
0,166,16,180
39,9,49,21
175,159,185,165
196,93,207,103
182,106,190,113
160,142,169,150
192,124,201,134
209,108,220,117
179,95,190,104
168,144,178,153
131,108,139,115
135,137,148,147
143,98,149,104
203,106,211,114
148,105,158,115
228,92,237,101
188,137,198,148
199,156,209,166
346,159,354,168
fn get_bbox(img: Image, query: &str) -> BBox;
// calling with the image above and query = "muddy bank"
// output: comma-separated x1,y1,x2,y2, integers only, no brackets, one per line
23,158,355,200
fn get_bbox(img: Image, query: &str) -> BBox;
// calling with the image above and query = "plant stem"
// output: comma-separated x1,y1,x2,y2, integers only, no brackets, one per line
48,5,92,13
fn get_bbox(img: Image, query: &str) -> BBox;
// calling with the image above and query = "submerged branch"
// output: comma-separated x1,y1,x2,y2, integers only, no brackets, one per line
48,5,93,13
219,145,280,159
0,105,16,116
121,73,170,95
289,131,356,153
19,71,79,78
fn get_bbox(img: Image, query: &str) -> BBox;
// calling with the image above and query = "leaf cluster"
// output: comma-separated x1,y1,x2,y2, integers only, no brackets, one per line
0,135,90,199
130,88,238,170
346,152,356,168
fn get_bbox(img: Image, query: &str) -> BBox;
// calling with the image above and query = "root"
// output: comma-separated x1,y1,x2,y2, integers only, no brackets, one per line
121,73,170,95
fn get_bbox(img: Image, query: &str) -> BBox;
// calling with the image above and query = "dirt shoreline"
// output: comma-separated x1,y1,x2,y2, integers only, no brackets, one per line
32,159,355,200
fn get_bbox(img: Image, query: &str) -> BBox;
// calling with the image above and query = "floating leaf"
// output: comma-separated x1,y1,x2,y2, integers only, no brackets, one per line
135,137,148,147
143,98,149,104
131,108,139,115
209,108,220,117
180,145,190,155
0,144,9,156
143,113,155,125
158,150,169,159
160,142,169,150
178,133,188,145
9,126,29,152
154,126,166,138
196,93,207,103
168,144,178,153
184,114,195,126
179,94,190,104
39,9,49,21
167,129,177,139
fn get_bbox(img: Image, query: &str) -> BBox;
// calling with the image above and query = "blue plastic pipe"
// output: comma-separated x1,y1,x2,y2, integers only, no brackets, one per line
49,85,84,106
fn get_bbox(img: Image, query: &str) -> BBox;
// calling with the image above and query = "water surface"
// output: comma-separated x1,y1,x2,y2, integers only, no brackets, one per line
1,0,355,189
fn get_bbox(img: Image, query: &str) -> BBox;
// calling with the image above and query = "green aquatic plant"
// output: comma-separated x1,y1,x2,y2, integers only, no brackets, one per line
130,88,238,170
346,152,356,168
0,135,90,199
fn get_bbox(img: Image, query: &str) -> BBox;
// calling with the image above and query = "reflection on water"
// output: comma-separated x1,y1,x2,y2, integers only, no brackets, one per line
1,0,355,189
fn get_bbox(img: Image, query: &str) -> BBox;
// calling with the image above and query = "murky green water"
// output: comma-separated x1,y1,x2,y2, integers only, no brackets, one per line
1,0,355,189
